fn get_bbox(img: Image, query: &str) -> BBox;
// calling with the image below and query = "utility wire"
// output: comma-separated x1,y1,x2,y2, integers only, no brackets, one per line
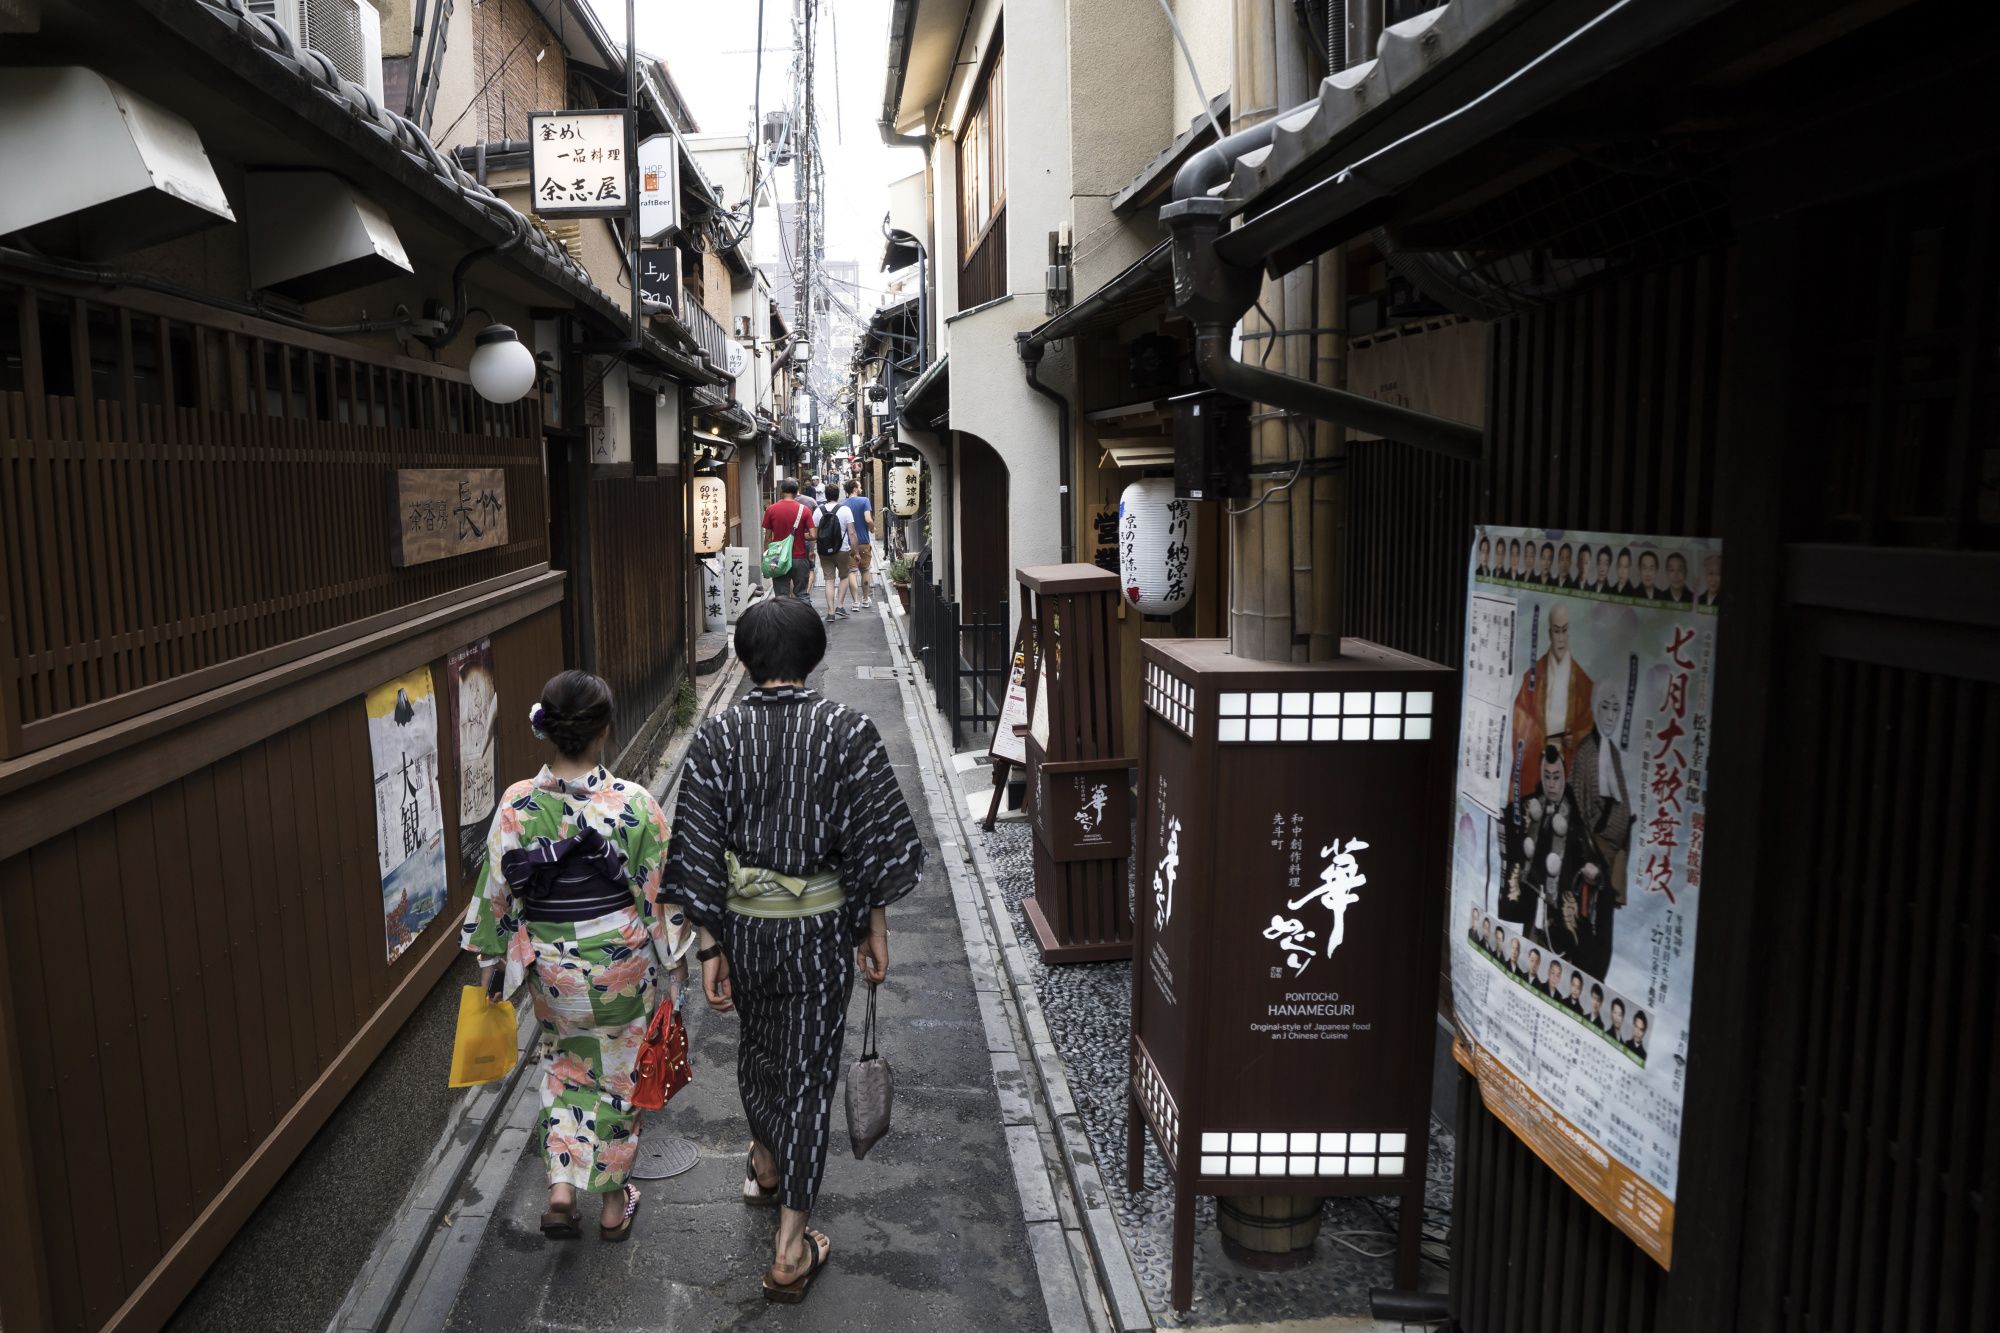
1154,0,1226,140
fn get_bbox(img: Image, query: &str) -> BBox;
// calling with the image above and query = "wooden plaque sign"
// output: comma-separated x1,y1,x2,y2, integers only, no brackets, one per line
1017,563,1134,963
392,468,509,567
1128,637,1456,1312
1026,740,1132,863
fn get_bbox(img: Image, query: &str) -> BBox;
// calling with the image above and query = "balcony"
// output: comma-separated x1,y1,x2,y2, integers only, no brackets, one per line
682,298,736,378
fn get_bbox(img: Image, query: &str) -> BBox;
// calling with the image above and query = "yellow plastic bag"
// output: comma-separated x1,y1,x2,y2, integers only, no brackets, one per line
448,985,518,1088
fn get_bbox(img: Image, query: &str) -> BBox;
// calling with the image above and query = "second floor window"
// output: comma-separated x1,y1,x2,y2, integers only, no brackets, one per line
956,43,1005,264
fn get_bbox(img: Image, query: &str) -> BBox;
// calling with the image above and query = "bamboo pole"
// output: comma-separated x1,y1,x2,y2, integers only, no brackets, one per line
1229,0,1319,662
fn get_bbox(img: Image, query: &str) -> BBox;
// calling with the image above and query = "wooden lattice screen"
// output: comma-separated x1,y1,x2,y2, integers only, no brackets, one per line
0,274,550,759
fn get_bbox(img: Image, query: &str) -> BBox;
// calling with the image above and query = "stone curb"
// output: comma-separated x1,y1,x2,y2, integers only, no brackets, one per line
326,1002,538,1333
883,606,1155,1333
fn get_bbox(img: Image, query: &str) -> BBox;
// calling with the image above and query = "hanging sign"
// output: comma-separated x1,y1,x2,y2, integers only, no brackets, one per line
638,132,680,240
529,110,629,217
1449,526,1723,1270
638,248,678,315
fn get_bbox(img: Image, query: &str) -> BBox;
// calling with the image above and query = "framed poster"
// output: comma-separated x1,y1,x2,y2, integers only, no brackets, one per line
448,639,499,887
1449,526,1722,1268
368,667,449,963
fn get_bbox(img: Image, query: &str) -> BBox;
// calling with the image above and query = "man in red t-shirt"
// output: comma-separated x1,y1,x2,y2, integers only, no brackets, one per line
761,478,818,599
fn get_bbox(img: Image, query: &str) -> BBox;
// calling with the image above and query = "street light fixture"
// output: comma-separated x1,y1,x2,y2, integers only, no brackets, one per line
468,323,537,404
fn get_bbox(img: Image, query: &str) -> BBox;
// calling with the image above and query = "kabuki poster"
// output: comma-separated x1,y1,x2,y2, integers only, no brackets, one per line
368,666,450,963
1448,525,1721,1268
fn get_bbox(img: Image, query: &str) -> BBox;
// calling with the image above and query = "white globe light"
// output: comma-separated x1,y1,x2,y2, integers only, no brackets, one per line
468,324,537,404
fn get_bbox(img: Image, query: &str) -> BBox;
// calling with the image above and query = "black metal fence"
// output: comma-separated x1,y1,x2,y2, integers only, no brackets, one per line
909,555,1009,747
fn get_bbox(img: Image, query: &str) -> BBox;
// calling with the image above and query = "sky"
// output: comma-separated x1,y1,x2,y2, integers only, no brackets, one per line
591,0,923,315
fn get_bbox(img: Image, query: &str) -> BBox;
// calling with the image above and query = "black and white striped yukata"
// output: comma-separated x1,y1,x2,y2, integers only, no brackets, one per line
666,686,923,1211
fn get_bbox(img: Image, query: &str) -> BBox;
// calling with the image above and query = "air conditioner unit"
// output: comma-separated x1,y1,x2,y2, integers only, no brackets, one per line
248,0,385,103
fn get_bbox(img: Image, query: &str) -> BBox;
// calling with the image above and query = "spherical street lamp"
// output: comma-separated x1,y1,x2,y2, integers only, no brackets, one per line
468,324,537,404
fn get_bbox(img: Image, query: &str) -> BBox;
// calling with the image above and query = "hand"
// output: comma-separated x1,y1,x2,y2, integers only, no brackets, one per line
667,961,688,1009
703,952,735,1013
482,962,506,1003
857,931,888,987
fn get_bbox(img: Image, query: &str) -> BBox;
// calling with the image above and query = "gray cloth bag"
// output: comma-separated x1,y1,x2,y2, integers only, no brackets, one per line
845,984,894,1159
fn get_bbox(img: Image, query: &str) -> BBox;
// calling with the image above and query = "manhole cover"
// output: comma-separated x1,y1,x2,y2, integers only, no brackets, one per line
631,1134,700,1180
856,666,903,680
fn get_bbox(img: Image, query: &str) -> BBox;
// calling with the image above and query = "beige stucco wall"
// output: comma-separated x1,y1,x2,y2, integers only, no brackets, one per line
1067,0,1173,293
1168,0,1233,132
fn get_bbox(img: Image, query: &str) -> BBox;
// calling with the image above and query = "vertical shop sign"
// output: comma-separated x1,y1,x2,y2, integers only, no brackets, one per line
368,667,449,962
1448,526,1721,1268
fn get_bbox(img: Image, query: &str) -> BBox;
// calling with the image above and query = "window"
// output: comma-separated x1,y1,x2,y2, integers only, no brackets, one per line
956,42,1005,262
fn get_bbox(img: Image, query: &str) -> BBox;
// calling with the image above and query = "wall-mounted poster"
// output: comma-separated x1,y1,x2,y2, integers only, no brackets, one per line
369,667,450,963
449,639,499,887
1449,526,1722,1270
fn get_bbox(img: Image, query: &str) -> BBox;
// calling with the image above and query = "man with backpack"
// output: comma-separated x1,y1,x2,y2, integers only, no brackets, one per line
814,486,860,622
760,479,817,599
841,479,876,609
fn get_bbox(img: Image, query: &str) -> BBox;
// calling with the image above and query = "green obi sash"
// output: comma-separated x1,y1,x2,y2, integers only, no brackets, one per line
724,850,846,918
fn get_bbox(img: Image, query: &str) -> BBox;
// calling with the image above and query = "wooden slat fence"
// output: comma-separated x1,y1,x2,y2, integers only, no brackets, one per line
0,273,550,759
587,471,686,755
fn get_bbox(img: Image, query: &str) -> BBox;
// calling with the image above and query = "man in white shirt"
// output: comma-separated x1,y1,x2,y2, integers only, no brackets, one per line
816,490,861,622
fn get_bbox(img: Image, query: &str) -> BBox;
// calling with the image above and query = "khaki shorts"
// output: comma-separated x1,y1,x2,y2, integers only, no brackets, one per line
853,542,874,571
820,551,854,579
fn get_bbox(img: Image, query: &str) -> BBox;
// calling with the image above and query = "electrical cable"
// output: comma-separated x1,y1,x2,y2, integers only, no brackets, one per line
1154,0,1227,140
433,25,544,148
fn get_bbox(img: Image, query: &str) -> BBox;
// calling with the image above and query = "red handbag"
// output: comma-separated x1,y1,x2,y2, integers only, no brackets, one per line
631,991,691,1110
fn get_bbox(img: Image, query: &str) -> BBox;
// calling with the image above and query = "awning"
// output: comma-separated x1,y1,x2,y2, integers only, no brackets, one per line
1111,92,1228,215
1021,241,1173,351
899,353,949,431
1215,0,1738,274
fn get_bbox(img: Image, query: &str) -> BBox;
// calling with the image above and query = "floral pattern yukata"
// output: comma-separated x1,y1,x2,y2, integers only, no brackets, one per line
461,766,692,1194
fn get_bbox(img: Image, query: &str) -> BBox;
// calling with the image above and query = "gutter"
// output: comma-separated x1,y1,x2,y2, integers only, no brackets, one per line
1016,334,1075,564
1020,241,1172,353
878,0,923,147
1159,194,1481,462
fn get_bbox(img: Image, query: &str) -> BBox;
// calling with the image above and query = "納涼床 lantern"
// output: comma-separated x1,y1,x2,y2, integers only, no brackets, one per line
693,474,727,554
1118,478,1195,615
889,463,921,517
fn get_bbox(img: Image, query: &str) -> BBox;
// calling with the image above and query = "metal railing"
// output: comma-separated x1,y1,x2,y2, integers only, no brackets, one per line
683,298,736,376
909,554,1008,747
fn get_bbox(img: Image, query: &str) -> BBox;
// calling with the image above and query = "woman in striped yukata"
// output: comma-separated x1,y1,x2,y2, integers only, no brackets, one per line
667,596,924,1303
461,670,692,1242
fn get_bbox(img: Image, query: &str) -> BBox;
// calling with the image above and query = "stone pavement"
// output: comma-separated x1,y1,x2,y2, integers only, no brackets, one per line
425,598,1064,1332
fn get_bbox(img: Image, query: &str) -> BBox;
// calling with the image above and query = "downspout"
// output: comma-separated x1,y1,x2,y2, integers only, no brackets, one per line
1159,184,1482,464
1016,334,1075,564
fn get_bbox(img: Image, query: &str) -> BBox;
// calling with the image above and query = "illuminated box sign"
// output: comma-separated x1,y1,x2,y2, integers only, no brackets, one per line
637,132,679,241
1128,637,1455,1312
529,110,629,217
638,248,678,315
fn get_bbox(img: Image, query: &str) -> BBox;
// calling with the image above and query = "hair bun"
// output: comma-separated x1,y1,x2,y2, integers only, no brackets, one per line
536,670,615,758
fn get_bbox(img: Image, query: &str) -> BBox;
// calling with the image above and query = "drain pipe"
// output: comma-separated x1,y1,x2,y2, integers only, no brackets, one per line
1159,194,1482,463
1016,333,1075,563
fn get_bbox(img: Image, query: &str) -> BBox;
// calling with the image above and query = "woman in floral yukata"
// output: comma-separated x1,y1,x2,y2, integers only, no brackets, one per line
460,669,692,1241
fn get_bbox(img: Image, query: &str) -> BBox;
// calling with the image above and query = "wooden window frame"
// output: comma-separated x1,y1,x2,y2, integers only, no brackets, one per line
956,36,1006,265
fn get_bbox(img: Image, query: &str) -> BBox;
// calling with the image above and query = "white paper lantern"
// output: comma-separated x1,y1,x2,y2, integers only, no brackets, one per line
888,463,921,517
693,475,727,553
1118,478,1195,615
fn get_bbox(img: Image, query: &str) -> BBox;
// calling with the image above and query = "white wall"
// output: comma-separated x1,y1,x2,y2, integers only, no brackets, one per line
1168,0,1233,133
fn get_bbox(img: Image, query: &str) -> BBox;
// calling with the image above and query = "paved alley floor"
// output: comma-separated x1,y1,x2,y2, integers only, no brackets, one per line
438,600,1055,1332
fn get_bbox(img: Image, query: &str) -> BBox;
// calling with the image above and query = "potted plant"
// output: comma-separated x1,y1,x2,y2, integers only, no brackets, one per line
889,555,916,615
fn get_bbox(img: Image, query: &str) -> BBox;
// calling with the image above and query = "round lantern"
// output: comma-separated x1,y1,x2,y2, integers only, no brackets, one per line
692,474,728,554
1118,478,1195,615
888,463,922,517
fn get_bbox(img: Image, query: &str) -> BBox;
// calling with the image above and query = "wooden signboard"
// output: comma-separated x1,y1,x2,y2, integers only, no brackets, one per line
1017,563,1133,963
1026,741,1131,862
391,468,509,567
1128,637,1456,1312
